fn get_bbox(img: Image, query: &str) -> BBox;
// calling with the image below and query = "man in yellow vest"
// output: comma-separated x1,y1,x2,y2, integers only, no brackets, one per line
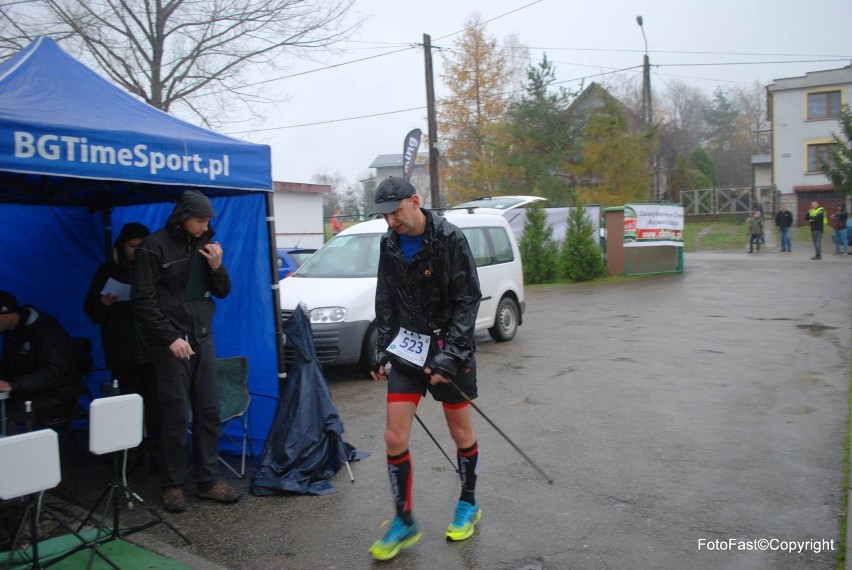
805,200,827,260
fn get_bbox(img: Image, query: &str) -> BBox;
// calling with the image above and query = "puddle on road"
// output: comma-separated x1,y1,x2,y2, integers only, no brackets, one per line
796,323,839,334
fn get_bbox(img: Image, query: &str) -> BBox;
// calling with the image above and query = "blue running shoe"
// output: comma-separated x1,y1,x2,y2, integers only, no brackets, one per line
446,500,482,541
369,517,421,561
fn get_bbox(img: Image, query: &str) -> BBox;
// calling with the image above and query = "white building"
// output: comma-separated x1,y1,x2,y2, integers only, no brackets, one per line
367,153,433,207
767,65,852,223
271,181,330,249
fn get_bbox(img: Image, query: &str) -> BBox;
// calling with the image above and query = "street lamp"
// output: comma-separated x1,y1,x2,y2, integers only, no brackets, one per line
636,16,657,199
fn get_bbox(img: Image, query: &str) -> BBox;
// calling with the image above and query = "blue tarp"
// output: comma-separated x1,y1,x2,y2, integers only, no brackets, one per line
0,37,280,451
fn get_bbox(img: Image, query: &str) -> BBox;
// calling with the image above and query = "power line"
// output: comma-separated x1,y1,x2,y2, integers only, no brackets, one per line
523,46,852,59
434,0,544,42
233,0,546,92
225,64,642,135
228,106,426,134
656,59,851,68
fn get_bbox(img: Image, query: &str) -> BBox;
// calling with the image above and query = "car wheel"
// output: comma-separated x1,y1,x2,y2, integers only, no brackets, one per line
359,324,379,378
488,297,519,342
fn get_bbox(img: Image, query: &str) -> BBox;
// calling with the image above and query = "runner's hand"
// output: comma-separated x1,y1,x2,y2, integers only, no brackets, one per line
424,366,450,386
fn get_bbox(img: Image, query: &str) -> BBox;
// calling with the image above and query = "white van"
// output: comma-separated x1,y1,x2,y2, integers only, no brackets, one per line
278,210,525,375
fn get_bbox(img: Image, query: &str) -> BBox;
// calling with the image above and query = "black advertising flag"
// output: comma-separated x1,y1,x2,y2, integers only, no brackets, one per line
402,128,422,180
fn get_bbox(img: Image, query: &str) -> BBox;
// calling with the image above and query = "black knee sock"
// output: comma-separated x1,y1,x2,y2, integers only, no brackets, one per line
387,449,413,524
457,442,479,504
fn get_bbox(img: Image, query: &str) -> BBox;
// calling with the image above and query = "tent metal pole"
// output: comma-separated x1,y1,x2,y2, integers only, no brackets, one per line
265,192,288,384
100,205,113,261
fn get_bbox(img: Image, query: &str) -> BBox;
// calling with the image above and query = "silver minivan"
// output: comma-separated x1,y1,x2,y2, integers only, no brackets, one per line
278,210,525,375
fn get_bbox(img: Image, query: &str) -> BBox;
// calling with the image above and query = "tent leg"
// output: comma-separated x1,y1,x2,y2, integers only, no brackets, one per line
345,460,354,483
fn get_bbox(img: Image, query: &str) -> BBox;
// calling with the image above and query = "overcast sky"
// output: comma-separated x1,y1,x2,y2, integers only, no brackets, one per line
226,0,852,187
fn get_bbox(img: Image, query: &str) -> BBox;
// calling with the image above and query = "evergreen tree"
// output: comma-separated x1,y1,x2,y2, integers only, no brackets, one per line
560,201,605,282
493,54,579,204
519,202,559,284
820,103,852,196
690,147,717,187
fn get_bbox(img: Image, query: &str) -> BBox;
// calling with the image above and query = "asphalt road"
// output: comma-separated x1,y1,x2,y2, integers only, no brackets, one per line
54,248,852,569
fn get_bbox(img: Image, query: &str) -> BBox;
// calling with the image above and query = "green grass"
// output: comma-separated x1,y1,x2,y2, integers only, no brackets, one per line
683,219,815,252
683,220,744,252
840,355,852,569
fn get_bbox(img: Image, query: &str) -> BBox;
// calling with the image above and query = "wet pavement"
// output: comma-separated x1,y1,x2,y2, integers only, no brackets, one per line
51,246,851,569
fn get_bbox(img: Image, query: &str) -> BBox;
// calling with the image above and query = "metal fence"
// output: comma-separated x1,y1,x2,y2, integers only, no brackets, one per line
680,186,776,216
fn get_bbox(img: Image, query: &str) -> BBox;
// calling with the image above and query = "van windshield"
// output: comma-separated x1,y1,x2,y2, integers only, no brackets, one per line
294,233,383,278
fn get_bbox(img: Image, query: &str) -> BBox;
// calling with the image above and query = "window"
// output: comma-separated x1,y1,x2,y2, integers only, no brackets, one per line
461,227,514,267
807,143,836,173
807,91,841,120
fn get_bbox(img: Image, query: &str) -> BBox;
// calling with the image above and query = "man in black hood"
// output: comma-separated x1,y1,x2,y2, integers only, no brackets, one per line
132,189,240,512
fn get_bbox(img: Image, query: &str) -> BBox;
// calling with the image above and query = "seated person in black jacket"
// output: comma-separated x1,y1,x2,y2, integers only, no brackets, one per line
0,290,80,429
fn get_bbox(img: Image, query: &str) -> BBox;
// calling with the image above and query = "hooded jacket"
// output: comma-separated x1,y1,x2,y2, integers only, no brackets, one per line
374,208,481,379
84,223,151,370
0,306,79,401
132,191,231,347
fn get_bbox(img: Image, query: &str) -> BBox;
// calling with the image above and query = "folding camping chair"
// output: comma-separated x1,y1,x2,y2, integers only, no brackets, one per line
215,356,253,478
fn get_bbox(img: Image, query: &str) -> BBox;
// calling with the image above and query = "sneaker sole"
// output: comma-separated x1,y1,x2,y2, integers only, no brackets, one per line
446,508,482,541
369,531,422,561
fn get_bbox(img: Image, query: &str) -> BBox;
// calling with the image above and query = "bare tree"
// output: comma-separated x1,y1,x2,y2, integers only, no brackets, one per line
0,0,360,127
655,81,709,195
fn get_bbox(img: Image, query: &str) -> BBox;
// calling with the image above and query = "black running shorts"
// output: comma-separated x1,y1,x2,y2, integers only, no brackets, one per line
387,357,478,405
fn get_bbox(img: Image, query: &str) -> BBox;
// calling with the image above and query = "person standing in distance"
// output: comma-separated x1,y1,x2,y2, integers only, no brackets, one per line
132,190,240,513
774,204,794,252
831,204,848,255
368,177,483,561
805,200,826,260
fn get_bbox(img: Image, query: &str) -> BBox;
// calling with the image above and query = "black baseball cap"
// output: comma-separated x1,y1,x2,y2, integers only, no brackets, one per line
371,177,416,215
0,290,20,314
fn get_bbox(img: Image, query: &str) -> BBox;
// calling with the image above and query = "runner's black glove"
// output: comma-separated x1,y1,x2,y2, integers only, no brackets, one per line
372,350,390,374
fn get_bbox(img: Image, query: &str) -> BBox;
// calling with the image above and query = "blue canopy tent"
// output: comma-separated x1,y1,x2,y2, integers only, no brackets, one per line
0,37,286,453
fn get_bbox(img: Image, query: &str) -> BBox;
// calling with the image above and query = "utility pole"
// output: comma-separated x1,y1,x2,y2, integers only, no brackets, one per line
423,33,441,209
636,16,652,129
636,16,657,200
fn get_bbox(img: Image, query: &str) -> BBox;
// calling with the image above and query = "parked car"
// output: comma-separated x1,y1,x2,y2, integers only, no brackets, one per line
277,247,316,280
449,195,546,216
278,210,525,375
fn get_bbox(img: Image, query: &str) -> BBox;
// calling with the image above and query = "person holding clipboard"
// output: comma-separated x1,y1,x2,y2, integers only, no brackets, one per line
83,222,160,469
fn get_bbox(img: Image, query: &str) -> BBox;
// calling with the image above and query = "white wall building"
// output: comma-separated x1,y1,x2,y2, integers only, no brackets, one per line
767,65,852,222
271,181,330,249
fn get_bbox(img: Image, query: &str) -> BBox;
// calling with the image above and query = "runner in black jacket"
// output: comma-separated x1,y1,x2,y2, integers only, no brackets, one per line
132,190,239,513
368,177,483,561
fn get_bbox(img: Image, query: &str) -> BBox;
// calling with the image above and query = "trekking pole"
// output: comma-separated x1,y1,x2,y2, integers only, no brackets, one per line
414,413,459,473
447,380,554,485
